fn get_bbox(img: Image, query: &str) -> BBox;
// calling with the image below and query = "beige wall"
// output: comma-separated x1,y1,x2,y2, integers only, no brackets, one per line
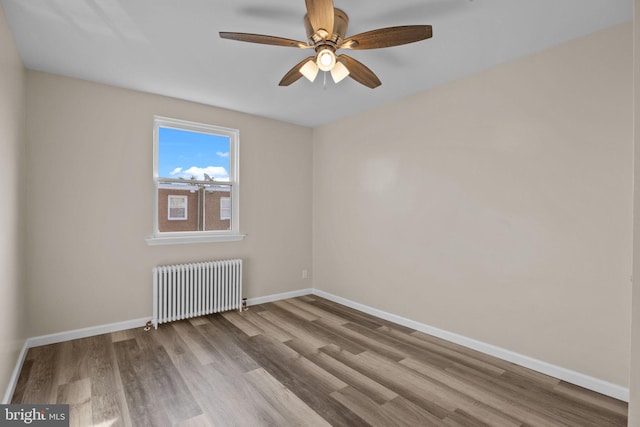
629,0,640,423
25,72,313,336
0,4,27,400
313,23,633,387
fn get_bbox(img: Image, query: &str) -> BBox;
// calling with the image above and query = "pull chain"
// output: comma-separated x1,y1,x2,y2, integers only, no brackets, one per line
323,71,327,90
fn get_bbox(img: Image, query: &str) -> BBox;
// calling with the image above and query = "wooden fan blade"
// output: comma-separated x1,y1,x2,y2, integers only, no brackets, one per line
279,56,316,86
305,0,334,38
220,32,310,49
341,25,432,49
339,55,381,89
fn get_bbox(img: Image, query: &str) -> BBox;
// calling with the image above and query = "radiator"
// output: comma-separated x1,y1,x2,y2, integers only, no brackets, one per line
152,259,243,328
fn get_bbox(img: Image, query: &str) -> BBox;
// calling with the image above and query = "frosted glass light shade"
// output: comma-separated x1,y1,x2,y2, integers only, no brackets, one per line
300,59,319,82
330,61,350,83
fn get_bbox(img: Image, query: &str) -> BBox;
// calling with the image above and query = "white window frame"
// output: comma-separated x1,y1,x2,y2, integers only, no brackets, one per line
146,116,245,245
167,195,188,220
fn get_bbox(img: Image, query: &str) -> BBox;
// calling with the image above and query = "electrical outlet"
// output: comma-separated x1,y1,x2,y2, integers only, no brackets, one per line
302,269,308,279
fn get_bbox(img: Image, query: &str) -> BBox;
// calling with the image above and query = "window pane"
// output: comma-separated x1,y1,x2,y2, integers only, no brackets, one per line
159,185,198,232
168,195,187,220
158,127,230,181
158,183,232,232
204,186,232,231
169,207,185,218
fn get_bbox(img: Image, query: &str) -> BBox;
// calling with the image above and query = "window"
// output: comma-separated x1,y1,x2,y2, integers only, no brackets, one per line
168,195,188,220
147,116,244,245
220,197,231,220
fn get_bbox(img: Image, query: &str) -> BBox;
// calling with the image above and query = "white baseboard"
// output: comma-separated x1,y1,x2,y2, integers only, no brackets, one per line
246,288,313,306
2,340,29,404
311,289,630,402
5,288,629,405
27,318,149,348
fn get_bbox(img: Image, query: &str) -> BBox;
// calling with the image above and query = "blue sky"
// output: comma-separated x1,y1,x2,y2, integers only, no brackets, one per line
158,127,230,181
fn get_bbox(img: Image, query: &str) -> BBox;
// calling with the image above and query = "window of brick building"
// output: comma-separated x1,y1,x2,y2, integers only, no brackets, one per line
147,116,244,245
168,195,188,220
220,197,231,221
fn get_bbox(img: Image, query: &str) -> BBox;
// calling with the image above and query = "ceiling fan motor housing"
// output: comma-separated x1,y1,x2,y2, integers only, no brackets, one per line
305,8,349,45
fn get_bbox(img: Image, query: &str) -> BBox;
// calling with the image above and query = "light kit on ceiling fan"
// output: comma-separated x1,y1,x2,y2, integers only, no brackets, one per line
220,0,433,89
299,57,350,84
299,47,349,84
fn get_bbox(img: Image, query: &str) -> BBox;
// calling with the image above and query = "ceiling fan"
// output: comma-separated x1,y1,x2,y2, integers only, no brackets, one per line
220,0,433,89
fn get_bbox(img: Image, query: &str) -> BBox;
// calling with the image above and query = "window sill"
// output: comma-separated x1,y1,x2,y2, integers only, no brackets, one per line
145,233,246,246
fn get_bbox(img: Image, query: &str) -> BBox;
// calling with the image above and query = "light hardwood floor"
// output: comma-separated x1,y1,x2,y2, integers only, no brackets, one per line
12,296,628,426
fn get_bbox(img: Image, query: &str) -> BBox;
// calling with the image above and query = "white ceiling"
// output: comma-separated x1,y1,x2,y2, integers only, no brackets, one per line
1,0,632,127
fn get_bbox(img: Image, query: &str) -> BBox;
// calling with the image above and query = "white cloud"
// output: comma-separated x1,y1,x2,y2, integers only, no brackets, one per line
170,166,229,181
217,151,229,158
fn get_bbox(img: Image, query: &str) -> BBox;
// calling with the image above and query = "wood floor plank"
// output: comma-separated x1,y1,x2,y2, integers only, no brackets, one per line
356,351,525,427
400,357,559,427
238,308,295,342
292,341,399,405
170,321,215,365
306,298,391,330
443,409,493,427
11,296,628,426
286,297,350,325
111,329,136,343
261,302,368,354
195,316,262,375
243,333,349,399
221,310,263,337
409,329,561,384
111,338,167,425
175,413,212,427
320,343,453,420
445,362,627,427
113,333,202,426
187,316,210,327
221,324,370,426
382,395,448,427
55,340,84,387
16,344,59,403
258,309,328,348
553,382,629,417
330,385,399,426
315,318,407,361
250,333,303,363
378,325,506,376
156,324,283,426
57,377,92,427
86,334,132,427
345,321,458,370
293,355,349,392
272,299,320,321
246,367,333,427
10,358,33,404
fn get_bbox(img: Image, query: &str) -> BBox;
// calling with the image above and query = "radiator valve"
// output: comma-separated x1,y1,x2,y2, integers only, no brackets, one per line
242,298,248,311
144,320,153,331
